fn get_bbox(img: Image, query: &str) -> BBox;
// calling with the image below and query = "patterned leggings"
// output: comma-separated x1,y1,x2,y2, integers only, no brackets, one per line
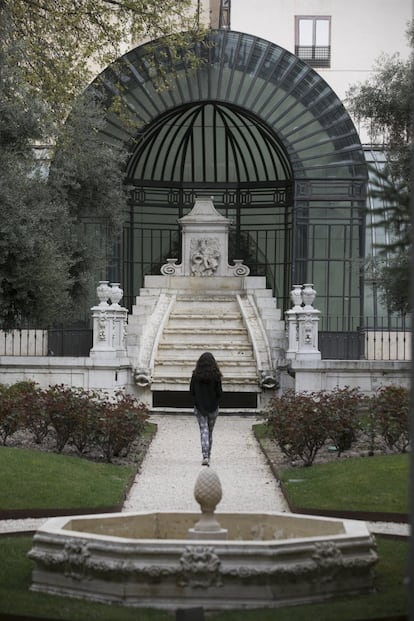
195,408,218,459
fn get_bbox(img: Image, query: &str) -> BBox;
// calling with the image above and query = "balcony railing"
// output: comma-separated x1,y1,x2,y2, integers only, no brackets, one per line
295,45,331,68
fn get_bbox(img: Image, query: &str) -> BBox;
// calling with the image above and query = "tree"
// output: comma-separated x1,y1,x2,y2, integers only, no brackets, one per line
0,70,73,327
346,24,413,187
0,0,207,326
346,23,413,315
0,40,130,327
1,0,203,117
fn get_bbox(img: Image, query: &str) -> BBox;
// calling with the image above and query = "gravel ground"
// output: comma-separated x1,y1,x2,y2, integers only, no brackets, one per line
0,414,410,537
123,414,290,513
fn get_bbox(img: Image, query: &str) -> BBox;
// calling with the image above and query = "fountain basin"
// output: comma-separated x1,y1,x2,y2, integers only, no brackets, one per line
29,510,377,610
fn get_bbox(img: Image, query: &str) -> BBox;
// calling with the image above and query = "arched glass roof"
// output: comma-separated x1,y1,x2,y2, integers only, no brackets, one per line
86,29,367,328
94,29,367,185
126,101,292,183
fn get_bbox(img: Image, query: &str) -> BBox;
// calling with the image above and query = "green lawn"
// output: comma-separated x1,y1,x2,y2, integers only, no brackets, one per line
0,422,156,513
0,537,408,621
0,446,136,511
279,453,409,514
0,425,410,620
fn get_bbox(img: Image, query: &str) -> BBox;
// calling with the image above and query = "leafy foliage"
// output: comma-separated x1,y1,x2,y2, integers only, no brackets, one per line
0,389,21,445
0,54,72,327
367,252,411,316
1,0,203,117
9,381,49,444
369,385,410,453
319,387,364,457
0,42,130,326
266,391,331,467
346,36,413,187
266,386,410,467
0,0,205,326
346,23,413,314
94,392,148,462
44,385,91,452
0,383,148,461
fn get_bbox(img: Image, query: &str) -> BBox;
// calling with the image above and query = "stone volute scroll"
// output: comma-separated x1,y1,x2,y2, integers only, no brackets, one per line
160,197,250,277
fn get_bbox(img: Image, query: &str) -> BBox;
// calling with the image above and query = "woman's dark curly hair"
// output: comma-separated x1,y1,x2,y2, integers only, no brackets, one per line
192,352,222,381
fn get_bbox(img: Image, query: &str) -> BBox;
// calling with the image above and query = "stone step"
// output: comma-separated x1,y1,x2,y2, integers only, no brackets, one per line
173,300,240,313
175,294,236,302
156,343,254,356
170,311,242,319
155,357,254,370
165,323,245,334
151,292,260,389
160,330,250,345
167,316,243,327
155,349,256,368
151,376,259,386
154,358,256,368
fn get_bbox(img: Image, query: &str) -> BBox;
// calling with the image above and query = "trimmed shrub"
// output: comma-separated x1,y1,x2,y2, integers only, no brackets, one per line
369,385,410,453
321,386,364,456
266,390,330,466
16,382,50,444
94,391,148,462
0,381,40,445
43,385,89,452
69,393,101,455
0,382,149,461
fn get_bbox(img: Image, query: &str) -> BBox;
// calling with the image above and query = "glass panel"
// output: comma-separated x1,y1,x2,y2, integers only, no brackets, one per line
315,19,330,46
298,19,313,46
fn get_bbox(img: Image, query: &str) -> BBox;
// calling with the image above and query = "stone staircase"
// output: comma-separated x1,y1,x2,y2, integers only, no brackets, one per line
151,294,259,392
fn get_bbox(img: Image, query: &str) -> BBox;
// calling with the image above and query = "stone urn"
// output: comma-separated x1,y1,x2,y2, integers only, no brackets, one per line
109,283,123,307
290,284,303,309
302,283,316,308
96,281,111,306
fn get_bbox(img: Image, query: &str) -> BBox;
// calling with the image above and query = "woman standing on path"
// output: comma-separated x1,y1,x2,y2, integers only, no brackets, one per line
190,352,223,466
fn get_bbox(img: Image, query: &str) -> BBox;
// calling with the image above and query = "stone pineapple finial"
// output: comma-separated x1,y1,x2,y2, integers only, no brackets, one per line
188,468,228,540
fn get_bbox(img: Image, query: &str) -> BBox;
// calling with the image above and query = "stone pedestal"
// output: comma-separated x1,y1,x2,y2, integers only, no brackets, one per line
285,284,321,362
296,309,321,360
90,283,128,360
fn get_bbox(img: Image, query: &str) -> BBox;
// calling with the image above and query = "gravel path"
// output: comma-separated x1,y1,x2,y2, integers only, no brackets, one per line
123,415,289,513
0,414,410,537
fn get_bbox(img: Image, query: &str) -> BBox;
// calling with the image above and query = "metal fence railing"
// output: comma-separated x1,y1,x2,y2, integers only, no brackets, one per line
0,317,410,361
319,316,411,361
0,327,93,357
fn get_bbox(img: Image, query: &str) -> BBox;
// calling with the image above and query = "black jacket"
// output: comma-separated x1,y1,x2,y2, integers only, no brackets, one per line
190,374,222,415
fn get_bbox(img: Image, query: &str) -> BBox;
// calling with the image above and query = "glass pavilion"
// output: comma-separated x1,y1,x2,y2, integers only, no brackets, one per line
88,30,370,357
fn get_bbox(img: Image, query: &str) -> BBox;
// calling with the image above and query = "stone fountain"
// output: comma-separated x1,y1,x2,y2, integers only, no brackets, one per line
28,468,377,611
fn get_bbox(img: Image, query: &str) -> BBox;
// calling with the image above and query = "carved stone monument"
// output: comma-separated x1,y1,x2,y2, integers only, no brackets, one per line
125,196,286,407
160,196,250,277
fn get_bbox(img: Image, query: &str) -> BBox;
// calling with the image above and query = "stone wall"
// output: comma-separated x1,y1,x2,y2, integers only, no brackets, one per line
289,359,411,395
0,356,410,403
